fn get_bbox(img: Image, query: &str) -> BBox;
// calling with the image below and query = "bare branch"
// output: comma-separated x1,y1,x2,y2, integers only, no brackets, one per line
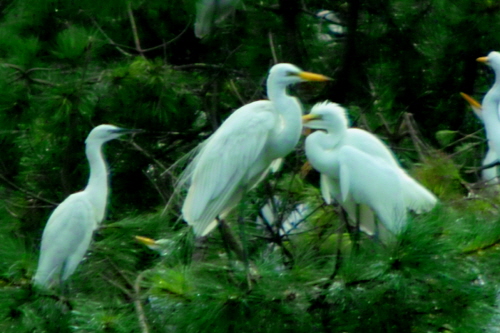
89,15,133,57
134,271,150,333
268,32,278,64
127,1,145,57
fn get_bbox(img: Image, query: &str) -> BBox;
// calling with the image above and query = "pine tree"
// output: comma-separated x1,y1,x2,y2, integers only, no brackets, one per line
1,0,500,332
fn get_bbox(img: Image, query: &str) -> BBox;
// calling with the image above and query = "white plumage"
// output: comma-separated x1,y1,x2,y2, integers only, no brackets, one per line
33,125,140,288
303,102,437,237
460,92,499,184
179,63,330,236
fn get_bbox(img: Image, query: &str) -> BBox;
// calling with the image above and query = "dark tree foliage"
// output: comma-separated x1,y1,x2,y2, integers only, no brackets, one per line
0,0,500,332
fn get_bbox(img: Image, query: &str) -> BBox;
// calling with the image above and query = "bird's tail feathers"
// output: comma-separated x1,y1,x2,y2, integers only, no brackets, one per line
162,140,209,217
400,175,437,213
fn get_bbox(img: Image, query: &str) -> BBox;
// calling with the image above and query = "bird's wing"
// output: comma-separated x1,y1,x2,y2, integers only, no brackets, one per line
33,194,96,287
182,101,276,236
347,129,400,168
338,146,407,235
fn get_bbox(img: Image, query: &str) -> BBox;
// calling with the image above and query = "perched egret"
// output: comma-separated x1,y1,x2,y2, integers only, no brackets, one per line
33,125,141,288
460,92,499,184
179,63,330,237
303,102,437,237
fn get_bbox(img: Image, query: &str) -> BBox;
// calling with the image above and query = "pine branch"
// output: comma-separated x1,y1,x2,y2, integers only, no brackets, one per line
0,173,58,206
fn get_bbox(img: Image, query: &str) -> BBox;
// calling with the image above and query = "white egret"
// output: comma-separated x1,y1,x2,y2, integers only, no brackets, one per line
460,92,499,184
33,125,141,288
303,102,437,237
179,63,330,237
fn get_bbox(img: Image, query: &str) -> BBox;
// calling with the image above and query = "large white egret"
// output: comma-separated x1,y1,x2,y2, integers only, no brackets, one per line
179,63,330,237
460,92,499,184
303,102,437,237
33,125,141,288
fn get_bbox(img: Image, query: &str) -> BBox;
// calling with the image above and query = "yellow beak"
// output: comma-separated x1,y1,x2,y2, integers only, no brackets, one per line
302,114,322,123
135,235,157,246
459,92,481,109
477,56,489,64
298,71,332,82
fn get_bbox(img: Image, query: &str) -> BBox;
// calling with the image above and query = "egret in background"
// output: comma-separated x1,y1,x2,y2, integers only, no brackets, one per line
195,0,242,38
477,52,500,175
460,92,499,184
303,102,437,238
33,125,141,288
178,63,330,237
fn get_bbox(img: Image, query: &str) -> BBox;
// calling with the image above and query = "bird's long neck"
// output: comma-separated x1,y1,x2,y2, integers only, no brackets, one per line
305,128,343,176
84,140,109,222
267,81,303,157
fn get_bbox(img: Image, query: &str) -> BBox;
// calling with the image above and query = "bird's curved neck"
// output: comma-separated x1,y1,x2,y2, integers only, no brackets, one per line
267,80,303,157
84,140,109,218
305,131,340,175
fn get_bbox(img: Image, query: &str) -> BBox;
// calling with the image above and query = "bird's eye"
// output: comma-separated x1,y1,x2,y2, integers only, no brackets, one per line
286,71,297,77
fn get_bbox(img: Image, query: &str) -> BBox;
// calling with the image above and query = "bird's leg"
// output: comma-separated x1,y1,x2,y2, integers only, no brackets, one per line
351,204,361,253
236,191,253,290
331,206,348,280
217,217,244,261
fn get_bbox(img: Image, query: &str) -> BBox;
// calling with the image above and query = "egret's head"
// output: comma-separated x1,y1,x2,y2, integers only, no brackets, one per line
302,101,349,131
268,63,331,86
477,51,500,73
86,124,142,144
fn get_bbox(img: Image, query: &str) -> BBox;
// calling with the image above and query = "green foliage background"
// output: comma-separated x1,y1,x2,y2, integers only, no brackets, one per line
0,0,500,332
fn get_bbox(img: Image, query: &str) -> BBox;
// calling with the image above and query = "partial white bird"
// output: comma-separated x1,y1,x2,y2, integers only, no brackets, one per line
257,196,310,236
460,92,499,184
303,102,437,237
135,235,174,256
33,125,141,288
476,52,500,178
194,0,242,38
178,63,330,237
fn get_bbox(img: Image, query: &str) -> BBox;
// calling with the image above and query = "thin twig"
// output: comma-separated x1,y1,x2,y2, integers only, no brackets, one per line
449,142,482,159
229,79,245,104
128,139,169,172
141,19,192,52
0,173,58,205
268,32,278,64
439,129,484,150
142,169,168,205
127,1,144,57
134,271,150,333
100,273,133,298
89,16,133,57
